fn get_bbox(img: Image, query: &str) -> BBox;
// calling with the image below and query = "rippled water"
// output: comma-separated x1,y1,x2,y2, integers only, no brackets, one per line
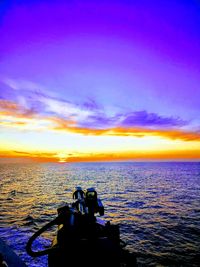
0,162,200,266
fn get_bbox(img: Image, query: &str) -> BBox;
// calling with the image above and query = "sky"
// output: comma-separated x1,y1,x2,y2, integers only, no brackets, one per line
0,0,200,162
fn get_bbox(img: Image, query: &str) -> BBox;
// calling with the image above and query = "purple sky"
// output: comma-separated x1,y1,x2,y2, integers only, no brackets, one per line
0,0,200,160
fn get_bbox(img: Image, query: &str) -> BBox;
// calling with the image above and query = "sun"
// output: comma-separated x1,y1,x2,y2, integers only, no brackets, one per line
56,152,69,163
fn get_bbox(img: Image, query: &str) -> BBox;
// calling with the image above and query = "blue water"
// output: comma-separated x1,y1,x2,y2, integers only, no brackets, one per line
0,162,200,266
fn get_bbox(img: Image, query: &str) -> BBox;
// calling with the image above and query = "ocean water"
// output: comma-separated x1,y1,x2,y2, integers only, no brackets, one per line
0,162,200,266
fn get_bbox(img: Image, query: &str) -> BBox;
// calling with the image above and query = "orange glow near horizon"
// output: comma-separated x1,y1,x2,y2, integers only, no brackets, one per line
1,100,200,163
1,147,200,163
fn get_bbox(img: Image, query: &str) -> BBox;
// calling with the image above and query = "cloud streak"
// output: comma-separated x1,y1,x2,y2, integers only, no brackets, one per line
1,79,199,143
120,110,187,128
52,122,200,142
1,148,200,163
1,98,200,142
0,99,36,118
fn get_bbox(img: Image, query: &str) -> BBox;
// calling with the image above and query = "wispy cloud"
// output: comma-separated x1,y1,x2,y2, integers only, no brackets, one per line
78,113,115,129
0,99,36,118
0,150,60,162
81,98,101,111
78,110,188,130
1,78,199,142
1,78,95,122
119,110,187,128
51,121,200,141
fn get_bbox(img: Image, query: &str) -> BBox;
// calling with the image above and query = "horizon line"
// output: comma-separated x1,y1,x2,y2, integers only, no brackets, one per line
0,157,199,164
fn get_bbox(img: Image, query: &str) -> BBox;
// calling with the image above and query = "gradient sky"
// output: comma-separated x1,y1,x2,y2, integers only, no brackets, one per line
0,0,200,162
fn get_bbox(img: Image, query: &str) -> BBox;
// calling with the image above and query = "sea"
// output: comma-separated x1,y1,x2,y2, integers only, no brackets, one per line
0,162,200,267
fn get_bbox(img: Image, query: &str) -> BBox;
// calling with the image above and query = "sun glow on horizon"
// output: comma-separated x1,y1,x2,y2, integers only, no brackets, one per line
56,152,69,163
1,133,200,163
1,110,200,162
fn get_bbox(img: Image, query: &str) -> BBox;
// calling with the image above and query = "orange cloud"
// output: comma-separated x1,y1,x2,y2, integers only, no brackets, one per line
0,150,59,163
1,149,200,163
1,99,200,142
52,121,200,142
0,99,35,118
0,99,19,111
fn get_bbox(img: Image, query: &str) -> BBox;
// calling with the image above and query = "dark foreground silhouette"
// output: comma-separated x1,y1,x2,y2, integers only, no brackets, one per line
26,187,137,267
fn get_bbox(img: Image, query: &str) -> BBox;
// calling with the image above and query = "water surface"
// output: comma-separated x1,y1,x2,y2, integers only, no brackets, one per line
0,162,200,266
